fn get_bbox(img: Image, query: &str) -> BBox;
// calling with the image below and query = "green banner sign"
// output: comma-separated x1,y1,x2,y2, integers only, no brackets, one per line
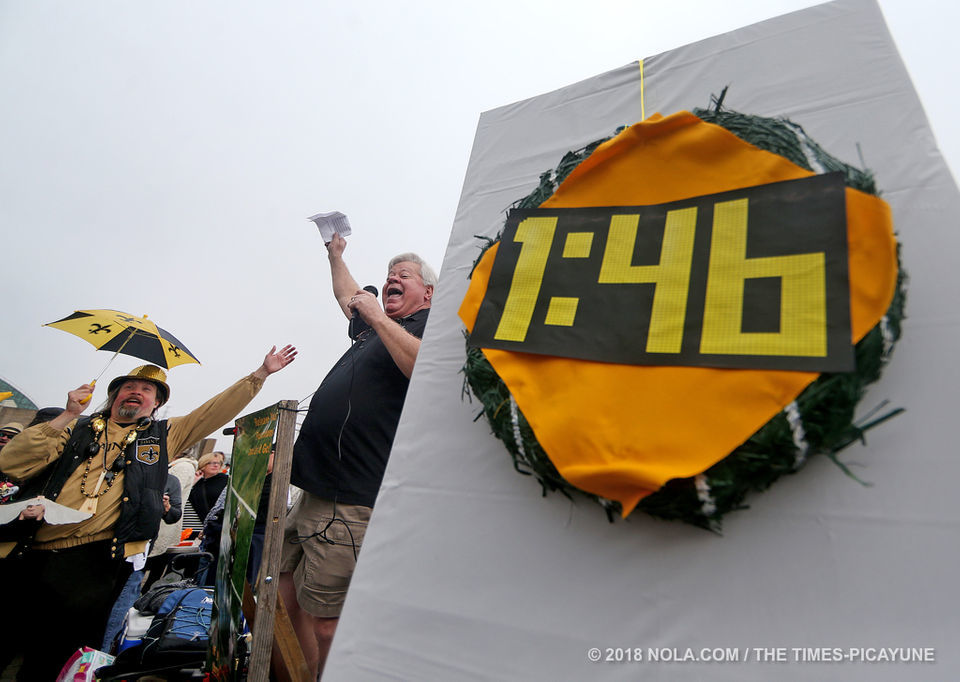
209,404,278,680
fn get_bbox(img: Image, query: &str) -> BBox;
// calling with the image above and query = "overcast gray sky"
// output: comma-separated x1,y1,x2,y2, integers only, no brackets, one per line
2,0,955,449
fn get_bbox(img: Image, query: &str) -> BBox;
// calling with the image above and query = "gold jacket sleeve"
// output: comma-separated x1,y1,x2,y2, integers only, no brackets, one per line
165,373,265,456
0,421,76,482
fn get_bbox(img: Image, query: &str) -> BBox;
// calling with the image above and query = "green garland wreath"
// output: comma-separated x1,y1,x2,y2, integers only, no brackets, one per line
462,92,907,530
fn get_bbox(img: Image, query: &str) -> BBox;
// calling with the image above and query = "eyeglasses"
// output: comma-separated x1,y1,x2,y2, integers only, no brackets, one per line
0,432,15,439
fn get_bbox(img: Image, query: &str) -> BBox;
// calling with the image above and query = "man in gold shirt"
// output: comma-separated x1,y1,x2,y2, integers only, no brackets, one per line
0,344,296,680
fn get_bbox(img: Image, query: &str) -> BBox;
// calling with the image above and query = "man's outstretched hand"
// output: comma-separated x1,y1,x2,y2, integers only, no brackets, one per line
255,344,298,379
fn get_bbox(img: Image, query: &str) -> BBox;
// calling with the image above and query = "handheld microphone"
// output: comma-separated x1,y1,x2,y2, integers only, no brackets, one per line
352,285,379,319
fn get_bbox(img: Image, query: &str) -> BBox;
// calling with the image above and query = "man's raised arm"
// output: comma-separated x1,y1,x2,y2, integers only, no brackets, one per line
326,233,360,320
168,344,297,454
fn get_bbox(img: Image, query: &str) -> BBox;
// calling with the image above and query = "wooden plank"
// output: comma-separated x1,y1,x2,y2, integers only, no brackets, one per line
271,589,313,682
242,581,310,682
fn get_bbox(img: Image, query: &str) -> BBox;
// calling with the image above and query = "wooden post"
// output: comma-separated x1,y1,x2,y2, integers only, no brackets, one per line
245,400,310,682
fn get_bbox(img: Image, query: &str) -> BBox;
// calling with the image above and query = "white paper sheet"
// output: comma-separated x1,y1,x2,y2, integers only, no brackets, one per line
306,211,352,242
0,495,92,526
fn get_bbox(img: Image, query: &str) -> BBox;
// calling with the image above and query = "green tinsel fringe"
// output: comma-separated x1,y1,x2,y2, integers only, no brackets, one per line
461,92,907,530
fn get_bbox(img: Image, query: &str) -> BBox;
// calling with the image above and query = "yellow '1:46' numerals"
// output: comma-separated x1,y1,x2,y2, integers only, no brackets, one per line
494,197,827,358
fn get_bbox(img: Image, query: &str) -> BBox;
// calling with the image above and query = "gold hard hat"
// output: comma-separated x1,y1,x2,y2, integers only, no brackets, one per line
108,365,170,406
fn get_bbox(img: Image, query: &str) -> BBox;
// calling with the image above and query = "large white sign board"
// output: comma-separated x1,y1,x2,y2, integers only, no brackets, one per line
327,1,960,679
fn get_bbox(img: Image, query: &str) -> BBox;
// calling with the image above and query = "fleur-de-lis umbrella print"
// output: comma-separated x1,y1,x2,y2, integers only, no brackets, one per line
45,309,200,402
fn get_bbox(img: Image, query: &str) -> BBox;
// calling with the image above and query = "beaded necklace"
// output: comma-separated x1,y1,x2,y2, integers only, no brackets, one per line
77,414,150,515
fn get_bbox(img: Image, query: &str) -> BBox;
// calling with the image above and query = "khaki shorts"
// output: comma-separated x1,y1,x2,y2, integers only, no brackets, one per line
280,492,371,618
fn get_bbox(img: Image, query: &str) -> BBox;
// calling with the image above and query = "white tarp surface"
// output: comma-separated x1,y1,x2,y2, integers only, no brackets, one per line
325,0,960,679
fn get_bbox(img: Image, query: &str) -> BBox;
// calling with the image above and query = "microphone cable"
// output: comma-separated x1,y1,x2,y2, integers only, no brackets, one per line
293,285,378,561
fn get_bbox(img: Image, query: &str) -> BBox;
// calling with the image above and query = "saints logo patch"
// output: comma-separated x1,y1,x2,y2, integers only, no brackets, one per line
136,436,161,465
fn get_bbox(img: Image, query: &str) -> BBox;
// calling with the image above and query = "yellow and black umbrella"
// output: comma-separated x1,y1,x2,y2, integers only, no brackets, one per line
45,309,201,403
45,309,201,369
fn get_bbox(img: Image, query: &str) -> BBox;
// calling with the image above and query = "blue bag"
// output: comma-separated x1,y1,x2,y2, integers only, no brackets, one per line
144,587,213,656
99,587,213,679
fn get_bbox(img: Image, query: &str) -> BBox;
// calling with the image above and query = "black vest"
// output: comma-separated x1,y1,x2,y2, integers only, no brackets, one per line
15,416,169,560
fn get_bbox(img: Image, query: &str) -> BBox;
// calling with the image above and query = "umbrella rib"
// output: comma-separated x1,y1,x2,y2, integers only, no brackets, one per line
92,327,141,382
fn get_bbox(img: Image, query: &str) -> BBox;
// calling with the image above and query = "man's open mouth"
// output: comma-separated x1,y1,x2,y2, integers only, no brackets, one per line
387,286,403,298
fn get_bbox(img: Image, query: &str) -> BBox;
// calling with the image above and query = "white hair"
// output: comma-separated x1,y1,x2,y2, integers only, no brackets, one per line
389,252,438,288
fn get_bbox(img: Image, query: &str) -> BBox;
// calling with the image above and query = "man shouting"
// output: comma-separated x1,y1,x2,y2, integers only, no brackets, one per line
280,234,435,678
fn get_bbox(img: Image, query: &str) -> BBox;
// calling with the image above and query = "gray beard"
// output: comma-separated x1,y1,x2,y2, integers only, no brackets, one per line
116,403,140,420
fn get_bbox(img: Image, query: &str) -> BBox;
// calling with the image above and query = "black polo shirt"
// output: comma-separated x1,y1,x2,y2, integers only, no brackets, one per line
291,308,429,508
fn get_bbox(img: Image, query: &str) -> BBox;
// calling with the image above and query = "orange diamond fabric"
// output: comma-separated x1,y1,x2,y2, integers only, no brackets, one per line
459,111,897,516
